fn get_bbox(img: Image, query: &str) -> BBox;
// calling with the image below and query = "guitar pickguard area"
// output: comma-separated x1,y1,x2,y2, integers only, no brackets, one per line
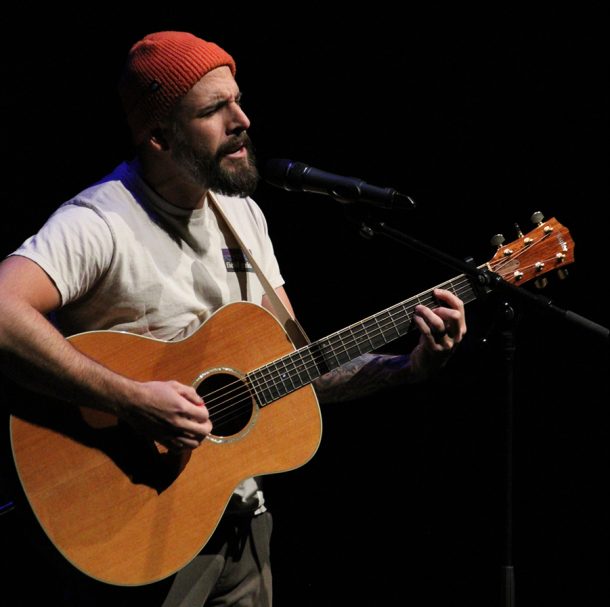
192,368,258,444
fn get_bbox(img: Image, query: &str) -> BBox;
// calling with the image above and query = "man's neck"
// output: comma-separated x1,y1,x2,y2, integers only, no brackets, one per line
134,156,208,210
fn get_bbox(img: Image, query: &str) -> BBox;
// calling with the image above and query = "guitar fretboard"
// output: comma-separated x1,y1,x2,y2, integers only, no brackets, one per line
247,272,479,406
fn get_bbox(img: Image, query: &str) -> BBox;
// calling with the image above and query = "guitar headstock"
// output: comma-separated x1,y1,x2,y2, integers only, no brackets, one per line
485,214,575,288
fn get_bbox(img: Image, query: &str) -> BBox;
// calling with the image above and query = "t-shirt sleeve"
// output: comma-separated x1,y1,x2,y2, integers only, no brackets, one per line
9,201,114,306
244,196,284,289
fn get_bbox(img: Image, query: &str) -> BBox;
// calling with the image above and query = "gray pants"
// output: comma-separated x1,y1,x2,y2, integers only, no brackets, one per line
161,511,273,607
59,511,273,606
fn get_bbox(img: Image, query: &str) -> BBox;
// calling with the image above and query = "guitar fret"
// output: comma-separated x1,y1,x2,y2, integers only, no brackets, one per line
320,337,342,369
320,335,344,369
295,349,317,383
278,357,296,392
365,315,392,349
387,308,405,341
391,304,412,332
340,328,362,361
349,325,365,356
249,272,483,407
255,372,273,405
250,346,324,406
266,362,289,400
247,374,264,407
372,314,391,344
382,310,401,342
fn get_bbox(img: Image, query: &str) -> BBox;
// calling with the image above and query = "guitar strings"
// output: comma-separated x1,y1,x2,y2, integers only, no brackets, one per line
203,274,476,427
206,272,488,423
205,273,493,428
202,240,561,429
204,277,475,429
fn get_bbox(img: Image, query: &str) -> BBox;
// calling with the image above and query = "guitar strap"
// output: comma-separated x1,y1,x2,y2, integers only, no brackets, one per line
207,191,310,348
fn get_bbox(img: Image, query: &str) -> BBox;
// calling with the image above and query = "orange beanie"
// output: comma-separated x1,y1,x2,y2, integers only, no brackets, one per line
119,31,236,144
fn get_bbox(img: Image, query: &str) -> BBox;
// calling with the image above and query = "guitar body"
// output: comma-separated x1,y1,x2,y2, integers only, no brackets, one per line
9,302,322,586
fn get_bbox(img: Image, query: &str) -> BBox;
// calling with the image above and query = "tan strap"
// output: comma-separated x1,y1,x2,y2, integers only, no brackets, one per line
208,191,310,348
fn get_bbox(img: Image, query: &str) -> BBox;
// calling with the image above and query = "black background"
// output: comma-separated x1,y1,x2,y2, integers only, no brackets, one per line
1,5,607,606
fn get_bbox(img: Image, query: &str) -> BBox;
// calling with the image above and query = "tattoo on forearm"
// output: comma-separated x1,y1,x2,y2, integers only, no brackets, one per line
313,353,412,403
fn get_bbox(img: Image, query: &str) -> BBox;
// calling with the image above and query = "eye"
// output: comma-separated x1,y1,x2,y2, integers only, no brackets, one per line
198,103,224,118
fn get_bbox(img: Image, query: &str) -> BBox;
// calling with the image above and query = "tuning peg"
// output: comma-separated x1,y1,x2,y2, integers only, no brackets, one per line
491,232,514,257
490,234,505,247
530,211,545,226
557,268,569,280
514,223,524,238
534,277,549,289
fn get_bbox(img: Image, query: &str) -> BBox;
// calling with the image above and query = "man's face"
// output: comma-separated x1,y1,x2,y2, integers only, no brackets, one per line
167,66,259,196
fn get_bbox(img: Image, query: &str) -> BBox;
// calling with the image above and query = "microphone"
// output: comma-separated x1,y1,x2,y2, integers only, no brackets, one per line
263,159,416,210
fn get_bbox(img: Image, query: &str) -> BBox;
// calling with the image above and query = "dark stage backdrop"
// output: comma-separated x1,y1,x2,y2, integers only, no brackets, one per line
1,7,607,606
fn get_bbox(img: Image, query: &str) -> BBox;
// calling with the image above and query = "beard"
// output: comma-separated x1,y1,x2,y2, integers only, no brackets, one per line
170,129,260,197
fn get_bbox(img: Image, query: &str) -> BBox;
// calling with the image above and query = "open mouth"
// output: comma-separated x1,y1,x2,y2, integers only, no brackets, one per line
221,135,249,158
223,144,247,160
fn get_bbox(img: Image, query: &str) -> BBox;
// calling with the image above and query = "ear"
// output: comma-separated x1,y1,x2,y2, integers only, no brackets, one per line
148,127,170,152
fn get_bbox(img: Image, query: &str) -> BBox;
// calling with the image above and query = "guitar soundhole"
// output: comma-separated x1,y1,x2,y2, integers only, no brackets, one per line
195,372,254,438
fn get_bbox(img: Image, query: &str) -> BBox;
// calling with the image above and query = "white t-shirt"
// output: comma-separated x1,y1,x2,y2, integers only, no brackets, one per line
11,160,284,514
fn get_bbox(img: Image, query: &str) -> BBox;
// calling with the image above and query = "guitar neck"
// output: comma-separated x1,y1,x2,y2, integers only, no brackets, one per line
248,270,480,406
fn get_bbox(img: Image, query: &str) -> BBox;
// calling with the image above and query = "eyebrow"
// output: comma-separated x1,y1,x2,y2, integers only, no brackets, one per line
196,91,243,116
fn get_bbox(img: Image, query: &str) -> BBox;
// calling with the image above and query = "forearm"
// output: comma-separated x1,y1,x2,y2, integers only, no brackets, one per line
313,343,454,404
0,297,139,413
313,352,412,403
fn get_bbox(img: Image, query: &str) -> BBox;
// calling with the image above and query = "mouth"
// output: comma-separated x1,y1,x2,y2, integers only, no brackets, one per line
221,136,249,160
224,144,247,159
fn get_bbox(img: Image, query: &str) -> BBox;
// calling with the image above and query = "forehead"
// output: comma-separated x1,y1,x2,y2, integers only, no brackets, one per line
182,66,238,107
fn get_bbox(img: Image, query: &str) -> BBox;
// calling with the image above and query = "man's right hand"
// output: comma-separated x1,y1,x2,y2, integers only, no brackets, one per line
120,380,213,451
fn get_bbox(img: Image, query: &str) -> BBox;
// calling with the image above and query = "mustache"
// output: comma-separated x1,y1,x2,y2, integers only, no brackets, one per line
217,133,252,157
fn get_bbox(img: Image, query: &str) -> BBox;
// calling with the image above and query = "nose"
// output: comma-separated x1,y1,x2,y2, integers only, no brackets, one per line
227,100,251,134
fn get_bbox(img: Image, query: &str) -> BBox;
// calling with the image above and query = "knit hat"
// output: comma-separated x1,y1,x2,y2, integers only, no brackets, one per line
119,31,236,144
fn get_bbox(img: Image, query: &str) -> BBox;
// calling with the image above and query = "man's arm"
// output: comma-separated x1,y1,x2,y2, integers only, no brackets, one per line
263,287,466,404
0,256,212,450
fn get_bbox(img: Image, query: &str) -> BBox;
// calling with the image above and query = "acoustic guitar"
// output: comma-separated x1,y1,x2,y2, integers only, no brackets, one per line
9,215,574,585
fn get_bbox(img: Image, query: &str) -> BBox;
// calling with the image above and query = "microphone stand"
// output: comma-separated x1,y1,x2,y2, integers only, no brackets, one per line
356,217,608,342
351,212,608,606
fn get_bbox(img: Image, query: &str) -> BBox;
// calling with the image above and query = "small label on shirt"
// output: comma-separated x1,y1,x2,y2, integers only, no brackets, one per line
223,248,253,273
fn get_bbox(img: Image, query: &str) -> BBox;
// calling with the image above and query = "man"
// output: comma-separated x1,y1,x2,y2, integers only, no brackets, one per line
0,31,466,606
